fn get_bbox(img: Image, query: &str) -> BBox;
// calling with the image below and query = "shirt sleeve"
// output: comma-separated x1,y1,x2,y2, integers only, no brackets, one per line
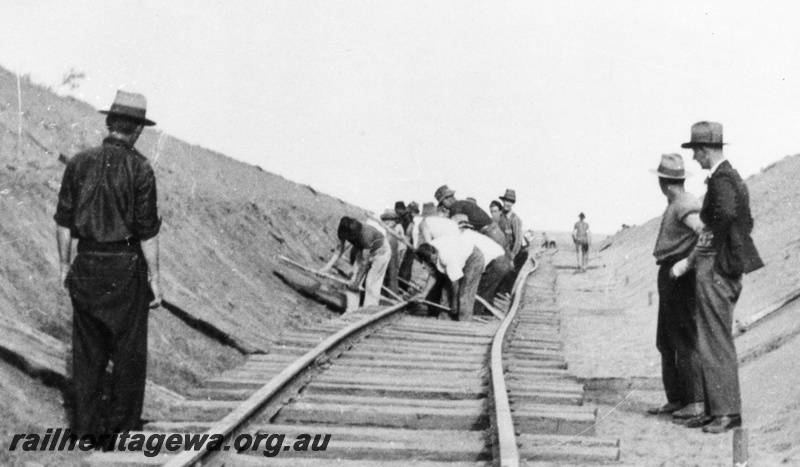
133,161,161,240
53,160,76,229
510,214,523,256
675,195,701,222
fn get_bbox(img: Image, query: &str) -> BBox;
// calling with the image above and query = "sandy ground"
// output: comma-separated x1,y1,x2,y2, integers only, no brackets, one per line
551,246,800,466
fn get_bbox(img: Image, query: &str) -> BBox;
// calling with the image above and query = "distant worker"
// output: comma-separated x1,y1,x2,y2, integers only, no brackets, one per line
499,189,528,268
647,153,705,421
489,200,503,223
379,208,403,295
435,185,508,250
674,122,763,434
320,216,391,307
397,201,419,292
411,202,437,248
497,189,528,295
55,90,162,436
413,236,484,321
572,212,591,271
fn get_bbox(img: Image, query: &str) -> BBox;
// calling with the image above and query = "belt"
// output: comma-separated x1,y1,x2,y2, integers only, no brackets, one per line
78,238,141,254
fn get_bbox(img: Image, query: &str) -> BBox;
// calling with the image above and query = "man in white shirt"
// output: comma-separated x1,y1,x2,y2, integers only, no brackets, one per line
413,235,484,321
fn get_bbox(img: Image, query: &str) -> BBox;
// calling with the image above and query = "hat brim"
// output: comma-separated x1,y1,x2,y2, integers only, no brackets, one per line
681,141,726,149
649,168,692,179
99,110,157,127
499,197,516,203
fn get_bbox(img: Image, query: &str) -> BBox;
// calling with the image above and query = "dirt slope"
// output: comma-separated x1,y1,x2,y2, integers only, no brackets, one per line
0,67,364,465
551,155,800,465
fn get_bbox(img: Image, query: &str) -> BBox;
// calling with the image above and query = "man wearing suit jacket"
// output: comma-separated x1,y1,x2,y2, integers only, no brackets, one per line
672,121,764,434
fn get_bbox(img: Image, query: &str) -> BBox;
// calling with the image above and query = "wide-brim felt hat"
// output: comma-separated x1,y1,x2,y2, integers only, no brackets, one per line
650,153,692,179
99,90,156,126
681,121,726,148
499,188,516,203
434,185,456,204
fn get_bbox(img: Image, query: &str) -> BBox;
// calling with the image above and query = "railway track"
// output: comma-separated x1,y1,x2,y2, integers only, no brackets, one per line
83,253,619,466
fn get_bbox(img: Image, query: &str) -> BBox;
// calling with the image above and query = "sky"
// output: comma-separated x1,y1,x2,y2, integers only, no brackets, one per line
3,1,800,234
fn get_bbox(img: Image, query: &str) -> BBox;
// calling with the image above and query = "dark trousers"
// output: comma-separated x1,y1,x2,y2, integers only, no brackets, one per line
656,261,702,405
475,255,514,315
497,248,529,296
694,255,743,416
398,247,415,292
425,272,453,318
68,247,152,435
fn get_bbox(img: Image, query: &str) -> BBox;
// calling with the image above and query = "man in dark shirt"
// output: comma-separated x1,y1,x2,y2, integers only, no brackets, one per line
434,185,508,249
397,201,419,292
320,217,391,307
55,90,162,436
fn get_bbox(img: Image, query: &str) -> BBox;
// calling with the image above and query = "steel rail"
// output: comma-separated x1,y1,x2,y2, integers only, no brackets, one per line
490,255,539,467
163,300,408,467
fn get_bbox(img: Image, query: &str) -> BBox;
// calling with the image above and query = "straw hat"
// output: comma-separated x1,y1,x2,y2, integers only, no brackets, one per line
650,153,692,179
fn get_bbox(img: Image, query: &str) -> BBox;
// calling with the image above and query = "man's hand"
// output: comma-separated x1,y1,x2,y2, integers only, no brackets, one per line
670,259,690,279
346,281,361,292
149,276,162,308
407,293,424,302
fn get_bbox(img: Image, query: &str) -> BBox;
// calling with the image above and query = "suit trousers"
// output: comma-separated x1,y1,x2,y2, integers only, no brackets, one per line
656,261,703,405
68,248,152,435
694,254,743,416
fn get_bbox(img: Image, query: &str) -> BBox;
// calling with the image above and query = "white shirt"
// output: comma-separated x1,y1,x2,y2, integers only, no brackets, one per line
419,216,460,244
461,229,504,266
429,235,477,282
411,215,423,248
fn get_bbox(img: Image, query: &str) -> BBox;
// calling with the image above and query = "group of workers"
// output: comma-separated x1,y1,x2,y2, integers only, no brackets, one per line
51,88,760,444
321,187,531,321
648,122,762,434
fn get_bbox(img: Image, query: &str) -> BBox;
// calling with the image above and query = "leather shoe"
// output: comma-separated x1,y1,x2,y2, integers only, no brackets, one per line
646,401,684,415
702,414,742,434
684,414,714,428
672,402,705,420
